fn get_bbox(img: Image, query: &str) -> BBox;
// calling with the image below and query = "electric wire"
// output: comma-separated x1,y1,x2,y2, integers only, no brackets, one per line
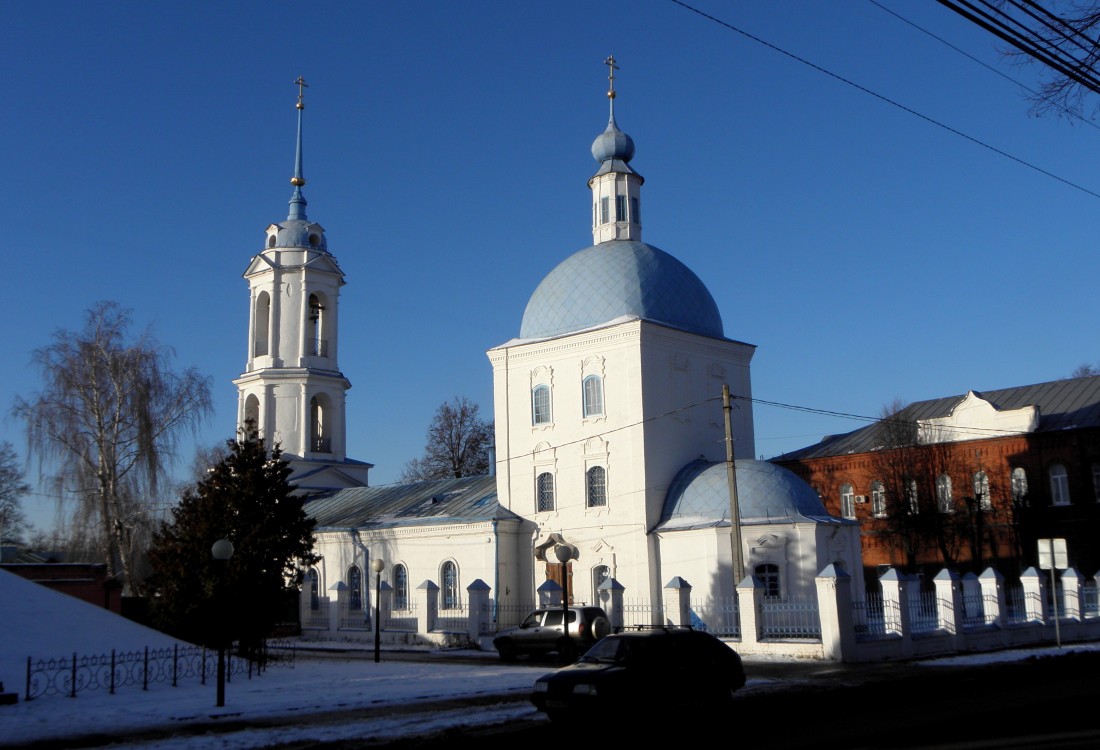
669,0,1100,200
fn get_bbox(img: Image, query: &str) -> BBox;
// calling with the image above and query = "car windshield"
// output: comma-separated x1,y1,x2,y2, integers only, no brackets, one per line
581,636,651,663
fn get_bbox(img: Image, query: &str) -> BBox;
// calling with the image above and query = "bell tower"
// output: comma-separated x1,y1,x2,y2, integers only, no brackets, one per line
233,78,371,488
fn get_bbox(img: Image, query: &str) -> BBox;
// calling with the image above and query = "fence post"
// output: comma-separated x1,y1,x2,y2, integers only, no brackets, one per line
1060,567,1082,621
537,579,562,609
978,567,1006,631
467,579,491,644
933,569,964,651
1021,567,1045,623
600,578,625,632
736,575,763,648
879,568,913,656
814,564,855,661
663,577,692,627
329,581,348,632
417,580,439,636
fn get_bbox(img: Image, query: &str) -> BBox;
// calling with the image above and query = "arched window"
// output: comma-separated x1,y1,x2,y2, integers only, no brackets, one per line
1011,467,1028,505
307,293,328,357
840,484,855,519
310,395,331,453
871,481,886,518
307,568,320,611
394,564,409,611
253,291,270,357
1050,463,1070,505
441,561,459,610
582,375,604,418
586,466,607,508
536,472,555,512
755,563,780,598
973,471,991,511
243,395,260,439
592,565,610,603
532,385,551,425
936,474,953,513
347,565,362,610
906,479,919,515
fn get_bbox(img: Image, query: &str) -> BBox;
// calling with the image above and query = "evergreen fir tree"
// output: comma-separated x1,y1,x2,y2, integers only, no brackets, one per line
146,428,318,658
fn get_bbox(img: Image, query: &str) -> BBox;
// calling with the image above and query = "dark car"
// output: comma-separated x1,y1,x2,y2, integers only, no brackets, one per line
531,627,746,721
493,606,610,663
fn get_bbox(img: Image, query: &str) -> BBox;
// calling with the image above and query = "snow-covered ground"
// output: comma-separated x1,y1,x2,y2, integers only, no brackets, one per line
4,568,1100,748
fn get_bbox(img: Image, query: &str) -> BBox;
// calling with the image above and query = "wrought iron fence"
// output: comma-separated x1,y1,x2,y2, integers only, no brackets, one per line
619,598,666,629
910,591,939,634
689,597,740,637
1083,582,1099,618
759,595,820,639
302,599,329,629
23,640,295,702
435,598,469,633
491,601,537,630
383,603,419,632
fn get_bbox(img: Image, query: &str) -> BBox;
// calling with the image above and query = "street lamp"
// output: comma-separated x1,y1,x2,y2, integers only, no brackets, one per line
371,558,384,663
211,538,234,708
554,544,573,649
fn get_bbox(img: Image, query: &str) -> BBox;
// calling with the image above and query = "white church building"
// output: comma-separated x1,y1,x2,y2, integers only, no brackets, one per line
235,65,865,642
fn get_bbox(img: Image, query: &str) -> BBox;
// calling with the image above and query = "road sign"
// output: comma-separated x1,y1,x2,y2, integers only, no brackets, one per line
1038,538,1067,570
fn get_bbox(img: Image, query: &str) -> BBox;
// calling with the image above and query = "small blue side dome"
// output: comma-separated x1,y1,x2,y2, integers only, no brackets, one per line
520,240,723,339
659,460,832,528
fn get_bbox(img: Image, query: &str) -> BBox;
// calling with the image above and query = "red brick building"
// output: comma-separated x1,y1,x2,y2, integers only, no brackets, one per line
773,375,1100,588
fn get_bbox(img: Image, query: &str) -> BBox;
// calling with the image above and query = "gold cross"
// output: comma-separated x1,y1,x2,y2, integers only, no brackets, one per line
604,55,618,99
294,76,308,110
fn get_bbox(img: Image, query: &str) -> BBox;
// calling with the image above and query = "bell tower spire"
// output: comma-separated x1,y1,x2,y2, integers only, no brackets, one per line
589,56,643,245
288,76,308,221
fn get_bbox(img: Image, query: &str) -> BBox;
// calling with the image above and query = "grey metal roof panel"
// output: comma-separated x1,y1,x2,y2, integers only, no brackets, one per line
773,374,1100,461
304,475,518,530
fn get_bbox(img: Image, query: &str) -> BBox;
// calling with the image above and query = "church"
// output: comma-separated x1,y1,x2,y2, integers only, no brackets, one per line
233,64,864,637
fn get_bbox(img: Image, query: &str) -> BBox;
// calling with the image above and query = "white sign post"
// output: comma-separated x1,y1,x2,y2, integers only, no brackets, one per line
1037,538,1067,648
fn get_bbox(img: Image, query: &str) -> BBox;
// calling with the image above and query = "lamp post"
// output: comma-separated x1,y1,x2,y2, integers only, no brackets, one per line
210,538,234,708
371,558,384,663
554,544,573,640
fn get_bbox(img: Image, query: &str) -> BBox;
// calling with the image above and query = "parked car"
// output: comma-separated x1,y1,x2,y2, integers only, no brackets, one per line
530,627,746,721
493,606,610,663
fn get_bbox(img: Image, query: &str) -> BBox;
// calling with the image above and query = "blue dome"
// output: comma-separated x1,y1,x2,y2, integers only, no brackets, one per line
271,219,328,252
591,119,635,163
520,240,723,339
659,460,833,529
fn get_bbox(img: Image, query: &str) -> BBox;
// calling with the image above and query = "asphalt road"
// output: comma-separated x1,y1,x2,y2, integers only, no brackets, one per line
363,649,1100,749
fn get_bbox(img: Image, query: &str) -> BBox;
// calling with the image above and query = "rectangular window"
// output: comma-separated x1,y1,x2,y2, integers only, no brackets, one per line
840,485,855,519
615,195,626,222
600,196,610,224
631,197,639,224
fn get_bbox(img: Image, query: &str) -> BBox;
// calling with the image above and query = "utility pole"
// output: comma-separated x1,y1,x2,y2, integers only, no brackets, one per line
723,384,745,588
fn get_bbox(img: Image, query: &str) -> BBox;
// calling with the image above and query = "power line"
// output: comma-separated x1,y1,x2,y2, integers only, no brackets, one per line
669,0,1100,200
869,0,1100,130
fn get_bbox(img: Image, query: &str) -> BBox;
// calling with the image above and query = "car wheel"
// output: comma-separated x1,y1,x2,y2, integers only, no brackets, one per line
591,616,610,639
557,637,578,664
496,640,517,662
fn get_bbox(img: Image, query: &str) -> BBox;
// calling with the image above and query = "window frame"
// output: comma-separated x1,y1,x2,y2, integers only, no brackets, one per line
840,483,855,519
936,474,953,513
347,565,362,610
586,466,608,508
1049,463,1070,506
441,561,459,610
531,384,552,425
582,374,604,418
394,564,409,611
871,481,886,518
536,472,555,512
973,471,991,511
755,563,781,598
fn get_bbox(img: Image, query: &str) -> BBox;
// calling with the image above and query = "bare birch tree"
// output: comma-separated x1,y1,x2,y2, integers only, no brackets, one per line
12,301,213,594
0,442,30,545
400,396,492,482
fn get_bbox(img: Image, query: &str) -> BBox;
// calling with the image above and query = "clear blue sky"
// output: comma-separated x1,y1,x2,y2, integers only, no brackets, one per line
5,1,1099,532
